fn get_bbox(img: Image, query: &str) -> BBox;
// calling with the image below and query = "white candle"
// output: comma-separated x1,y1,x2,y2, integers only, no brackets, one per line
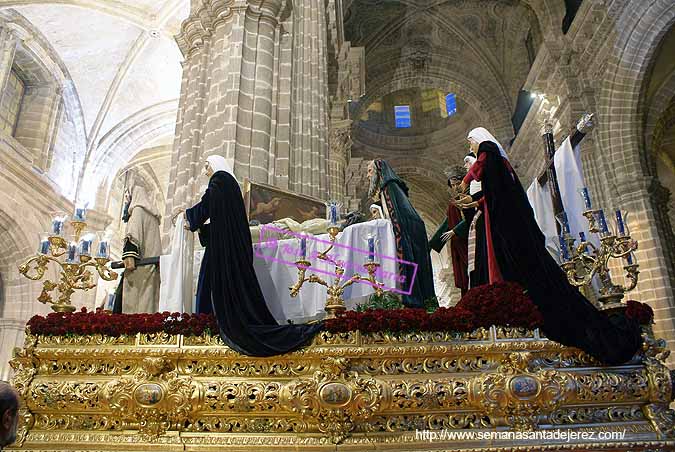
66,242,79,263
73,206,87,222
38,238,50,255
97,241,109,259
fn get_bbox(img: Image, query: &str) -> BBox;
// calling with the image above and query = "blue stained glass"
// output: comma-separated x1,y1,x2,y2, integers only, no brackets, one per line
445,93,457,116
394,105,411,128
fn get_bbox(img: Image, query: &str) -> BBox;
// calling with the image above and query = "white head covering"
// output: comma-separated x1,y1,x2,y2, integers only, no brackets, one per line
206,155,235,179
467,127,509,160
369,204,384,219
123,169,160,219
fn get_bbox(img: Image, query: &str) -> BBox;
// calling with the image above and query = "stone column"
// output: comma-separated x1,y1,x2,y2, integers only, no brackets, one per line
270,18,292,189
237,0,283,183
289,0,330,199
167,0,283,221
0,26,17,95
327,120,351,202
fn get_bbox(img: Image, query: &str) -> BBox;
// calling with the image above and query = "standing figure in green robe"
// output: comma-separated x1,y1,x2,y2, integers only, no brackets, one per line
367,159,437,308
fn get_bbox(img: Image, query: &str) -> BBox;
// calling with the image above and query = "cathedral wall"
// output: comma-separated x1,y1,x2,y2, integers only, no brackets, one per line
0,15,108,378
509,0,675,365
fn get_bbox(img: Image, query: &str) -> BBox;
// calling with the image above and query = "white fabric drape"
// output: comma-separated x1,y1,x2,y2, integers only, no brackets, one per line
251,219,398,323
527,179,560,261
159,214,194,313
464,154,482,195
554,136,598,248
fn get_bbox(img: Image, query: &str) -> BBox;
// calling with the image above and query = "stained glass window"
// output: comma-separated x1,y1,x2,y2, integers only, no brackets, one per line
445,93,457,117
394,105,411,128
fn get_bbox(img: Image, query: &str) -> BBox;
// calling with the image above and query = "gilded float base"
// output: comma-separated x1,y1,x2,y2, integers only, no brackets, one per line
7,326,675,452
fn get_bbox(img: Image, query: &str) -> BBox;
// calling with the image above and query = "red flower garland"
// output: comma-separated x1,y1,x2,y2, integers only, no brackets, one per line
454,281,544,330
625,299,654,325
326,282,544,333
25,286,653,337
27,307,218,337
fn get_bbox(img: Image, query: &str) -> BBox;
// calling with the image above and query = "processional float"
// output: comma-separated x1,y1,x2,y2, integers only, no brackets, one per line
9,115,675,452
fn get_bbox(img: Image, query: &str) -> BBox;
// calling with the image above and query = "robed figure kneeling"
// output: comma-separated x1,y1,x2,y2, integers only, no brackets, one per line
460,127,641,365
184,155,322,356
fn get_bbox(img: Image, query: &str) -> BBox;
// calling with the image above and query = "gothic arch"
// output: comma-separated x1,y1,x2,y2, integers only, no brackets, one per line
597,0,675,186
594,0,675,353
0,9,87,193
78,99,179,208
0,203,45,319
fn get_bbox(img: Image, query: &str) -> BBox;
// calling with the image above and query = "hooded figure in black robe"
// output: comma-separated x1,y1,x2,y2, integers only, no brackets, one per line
461,133,641,365
368,159,437,308
185,156,322,356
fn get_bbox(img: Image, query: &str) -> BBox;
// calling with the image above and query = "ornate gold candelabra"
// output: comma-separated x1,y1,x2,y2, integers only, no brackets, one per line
18,212,117,313
289,226,385,319
559,204,639,310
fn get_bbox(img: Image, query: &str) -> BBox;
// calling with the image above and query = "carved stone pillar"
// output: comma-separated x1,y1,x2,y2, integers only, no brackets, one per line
616,176,675,366
289,0,330,199
327,122,351,202
0,26,17,95
167,0,284,221
238,0,284,183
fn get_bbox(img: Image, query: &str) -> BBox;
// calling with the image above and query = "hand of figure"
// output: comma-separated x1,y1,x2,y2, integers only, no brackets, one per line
457,201,479,210
171,209,185,226
441,230,455,242
459,181,467,193
123,257,136,272
455,194,472,205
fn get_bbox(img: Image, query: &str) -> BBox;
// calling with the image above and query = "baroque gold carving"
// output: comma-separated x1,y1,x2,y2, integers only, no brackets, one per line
468,352,572,429
9,327,675,450
102,357,200,437
280,357,388,443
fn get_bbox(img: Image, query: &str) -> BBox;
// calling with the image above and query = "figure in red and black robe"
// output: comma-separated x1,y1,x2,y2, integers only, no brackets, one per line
446,202,469,296
429,167,472,296
461,137,641,365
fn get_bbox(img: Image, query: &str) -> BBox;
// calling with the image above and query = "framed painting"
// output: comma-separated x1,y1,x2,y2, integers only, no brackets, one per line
243,178,327,224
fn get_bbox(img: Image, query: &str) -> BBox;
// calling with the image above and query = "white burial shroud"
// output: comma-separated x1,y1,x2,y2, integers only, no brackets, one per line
159,214,194,313
553,136,599,248
527,178,559,261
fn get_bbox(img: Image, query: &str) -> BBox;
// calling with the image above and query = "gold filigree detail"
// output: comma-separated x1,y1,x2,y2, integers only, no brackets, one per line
469,352,572,429
10,327,675,449
102,357,200,437
643,403,675,439
281,357,388,443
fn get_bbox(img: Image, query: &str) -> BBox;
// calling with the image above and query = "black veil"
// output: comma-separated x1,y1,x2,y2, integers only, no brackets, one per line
478,141,641,365
205,171,322,356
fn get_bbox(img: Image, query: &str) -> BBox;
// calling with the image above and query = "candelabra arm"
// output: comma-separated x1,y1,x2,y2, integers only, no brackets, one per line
623,264,640,292
82,258,118,282
308,274,329,287
18,255,53,281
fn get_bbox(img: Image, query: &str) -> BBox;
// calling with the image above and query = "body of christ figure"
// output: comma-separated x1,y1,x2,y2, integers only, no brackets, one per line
460,127,641,365
113,170,161,314
367,159,437,308
183,155,322,356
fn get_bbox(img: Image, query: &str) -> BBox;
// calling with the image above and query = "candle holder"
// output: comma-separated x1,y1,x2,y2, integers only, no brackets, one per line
289,226,385,319
18,216,117,313
561,208,639,310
